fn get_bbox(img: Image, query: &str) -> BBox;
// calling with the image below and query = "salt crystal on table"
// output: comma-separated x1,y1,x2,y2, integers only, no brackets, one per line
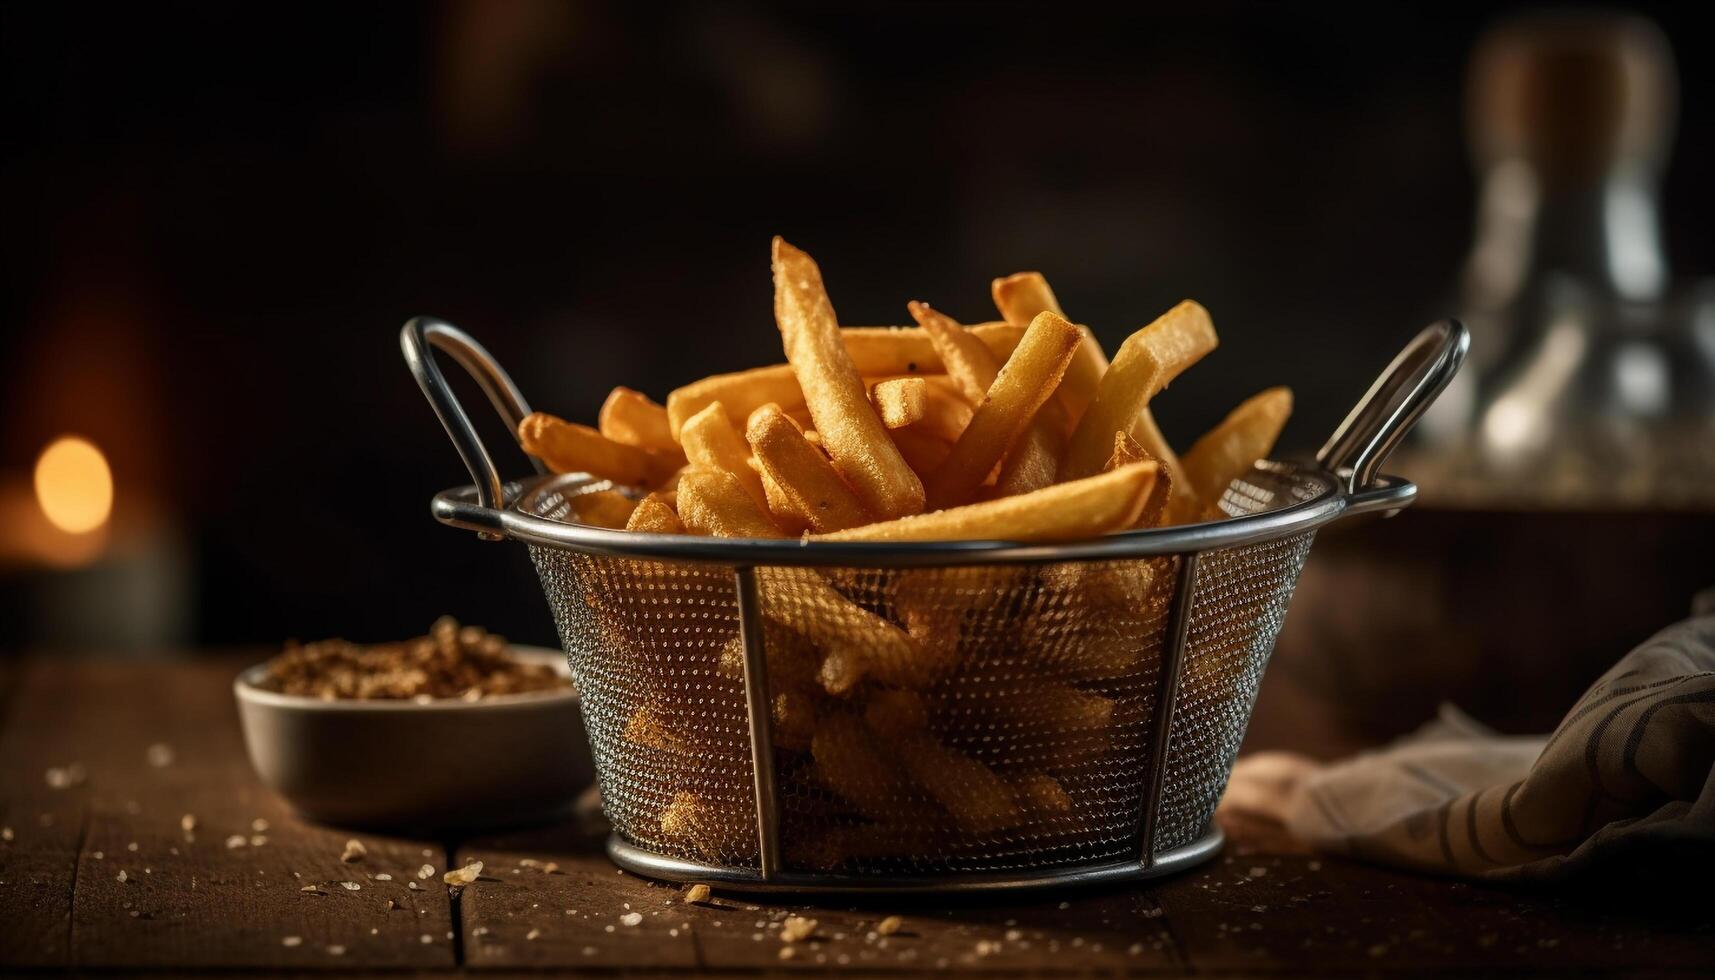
341,839,366,863
781,916,817,943
225,835,247,849
684,883,710,904
443,861,483,887
146,744,174,767
281,936,302,947
417,864,435,879
620,912,643,927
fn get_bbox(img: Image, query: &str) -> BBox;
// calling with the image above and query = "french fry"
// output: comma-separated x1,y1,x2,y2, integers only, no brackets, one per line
746,403,872,533
598,386,679,452
823,462,1158,544
676,467,786,538
973,682,1116,769
771,689,819,752
991,272,1107,426
1175,386,1293,521
624,491,684,534
863,688,930,738
843,322,1024,375
625,701,690,753
679,401,771,515
666,364,803,440
772,238,925,519
1106,430,1148,471
757,468,812,535
897,732,1022,835
569,489,639,529
1012,773,1074,819
1127,410,1194,516
754,568,942,692
518,411,680,486
664,326,1025,438
716,619,822,693
869,377,927,429
911,300,1066,497
890,427,954,479
1062,300,1218,480
925,311,1083,509
905,384,974,444
658,790,751,861
811,713,910,821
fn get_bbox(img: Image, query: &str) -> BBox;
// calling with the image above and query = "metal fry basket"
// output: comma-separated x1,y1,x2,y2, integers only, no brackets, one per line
402,316,1467,893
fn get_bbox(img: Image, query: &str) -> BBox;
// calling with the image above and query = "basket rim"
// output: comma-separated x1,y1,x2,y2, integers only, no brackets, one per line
428,460,1414,566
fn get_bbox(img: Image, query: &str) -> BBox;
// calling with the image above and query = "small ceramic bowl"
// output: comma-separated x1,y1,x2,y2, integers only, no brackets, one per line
235,647,592,830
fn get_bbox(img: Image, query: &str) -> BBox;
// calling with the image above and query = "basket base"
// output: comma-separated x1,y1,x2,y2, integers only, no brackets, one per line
605,828,1224,894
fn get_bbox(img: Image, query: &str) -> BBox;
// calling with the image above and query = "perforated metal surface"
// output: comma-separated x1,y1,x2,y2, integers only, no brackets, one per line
523,466,1319,880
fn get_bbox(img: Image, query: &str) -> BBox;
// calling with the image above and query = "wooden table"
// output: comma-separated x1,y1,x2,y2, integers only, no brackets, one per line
2,658,1710,976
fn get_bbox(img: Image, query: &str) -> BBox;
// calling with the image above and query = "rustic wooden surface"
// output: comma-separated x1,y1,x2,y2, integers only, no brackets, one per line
1,657,1711,976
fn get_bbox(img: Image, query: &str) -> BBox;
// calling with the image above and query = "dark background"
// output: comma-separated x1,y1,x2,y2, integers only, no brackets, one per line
3,1,1710,655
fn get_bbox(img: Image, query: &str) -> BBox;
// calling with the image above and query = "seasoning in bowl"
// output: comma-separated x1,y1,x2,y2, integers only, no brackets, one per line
260,617,571,701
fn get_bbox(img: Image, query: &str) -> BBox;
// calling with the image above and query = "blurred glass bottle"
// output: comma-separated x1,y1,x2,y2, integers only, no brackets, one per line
1415,11,1715,507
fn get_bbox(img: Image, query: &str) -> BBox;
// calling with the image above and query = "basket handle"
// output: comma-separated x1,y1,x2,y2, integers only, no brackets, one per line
400,316,544,518
1317,318,1469,495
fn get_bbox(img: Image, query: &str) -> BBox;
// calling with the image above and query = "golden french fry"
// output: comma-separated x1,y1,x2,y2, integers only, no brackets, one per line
843,322,1024,375
676,467,786,538
991,272,1107,426
1106,430,1148,471
905,384,974,444
666,364,803,441
863,688,930,738
518,411,679,486
625,701,690,753
869,377,927,429
811,713,910,821
746,403,871,533
624,491,684,534
992,422,1065,497
679,401,771,514
925,310,1083,509
1176,386,1293,520
819,462,1158,543
771,689,819,752
1012,773,1074,818
569,489,638,529
890,427,954,480
757,467,811,535
598,386,679,452
1062,300,1218,480
665,326,1024,439
912,300,1064,496
658,790,751,861
716,619,822,693
1127,410,1194,515
897,732,1021,834
907,302,999,402
754,568,937,692
772,238,924,519
1135,448,1174,529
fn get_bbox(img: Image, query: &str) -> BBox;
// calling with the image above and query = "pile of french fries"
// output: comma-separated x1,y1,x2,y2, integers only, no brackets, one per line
521,238,1294,867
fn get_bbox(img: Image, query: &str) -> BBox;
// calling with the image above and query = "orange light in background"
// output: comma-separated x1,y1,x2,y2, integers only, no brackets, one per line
34,436,113,534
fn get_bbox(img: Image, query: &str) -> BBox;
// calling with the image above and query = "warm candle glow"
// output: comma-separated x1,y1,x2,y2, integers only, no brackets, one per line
34,436,114,534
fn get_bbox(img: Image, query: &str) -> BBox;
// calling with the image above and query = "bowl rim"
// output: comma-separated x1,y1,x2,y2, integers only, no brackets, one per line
233,645,578,713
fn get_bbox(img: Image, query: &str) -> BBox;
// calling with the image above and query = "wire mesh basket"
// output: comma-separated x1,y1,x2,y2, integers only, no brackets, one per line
402,315,1466,892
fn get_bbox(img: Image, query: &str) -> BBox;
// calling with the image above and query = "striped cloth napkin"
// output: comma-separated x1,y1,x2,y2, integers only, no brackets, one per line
1221,607,1715,879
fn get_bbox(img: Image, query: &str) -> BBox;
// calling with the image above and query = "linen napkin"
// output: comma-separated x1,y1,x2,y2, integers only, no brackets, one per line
1220,609,1715,879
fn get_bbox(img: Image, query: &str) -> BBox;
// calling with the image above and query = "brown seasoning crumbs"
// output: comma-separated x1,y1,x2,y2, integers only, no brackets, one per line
261,617,569,701
684,883,711,904
876,915,903,936
781,916,817,943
